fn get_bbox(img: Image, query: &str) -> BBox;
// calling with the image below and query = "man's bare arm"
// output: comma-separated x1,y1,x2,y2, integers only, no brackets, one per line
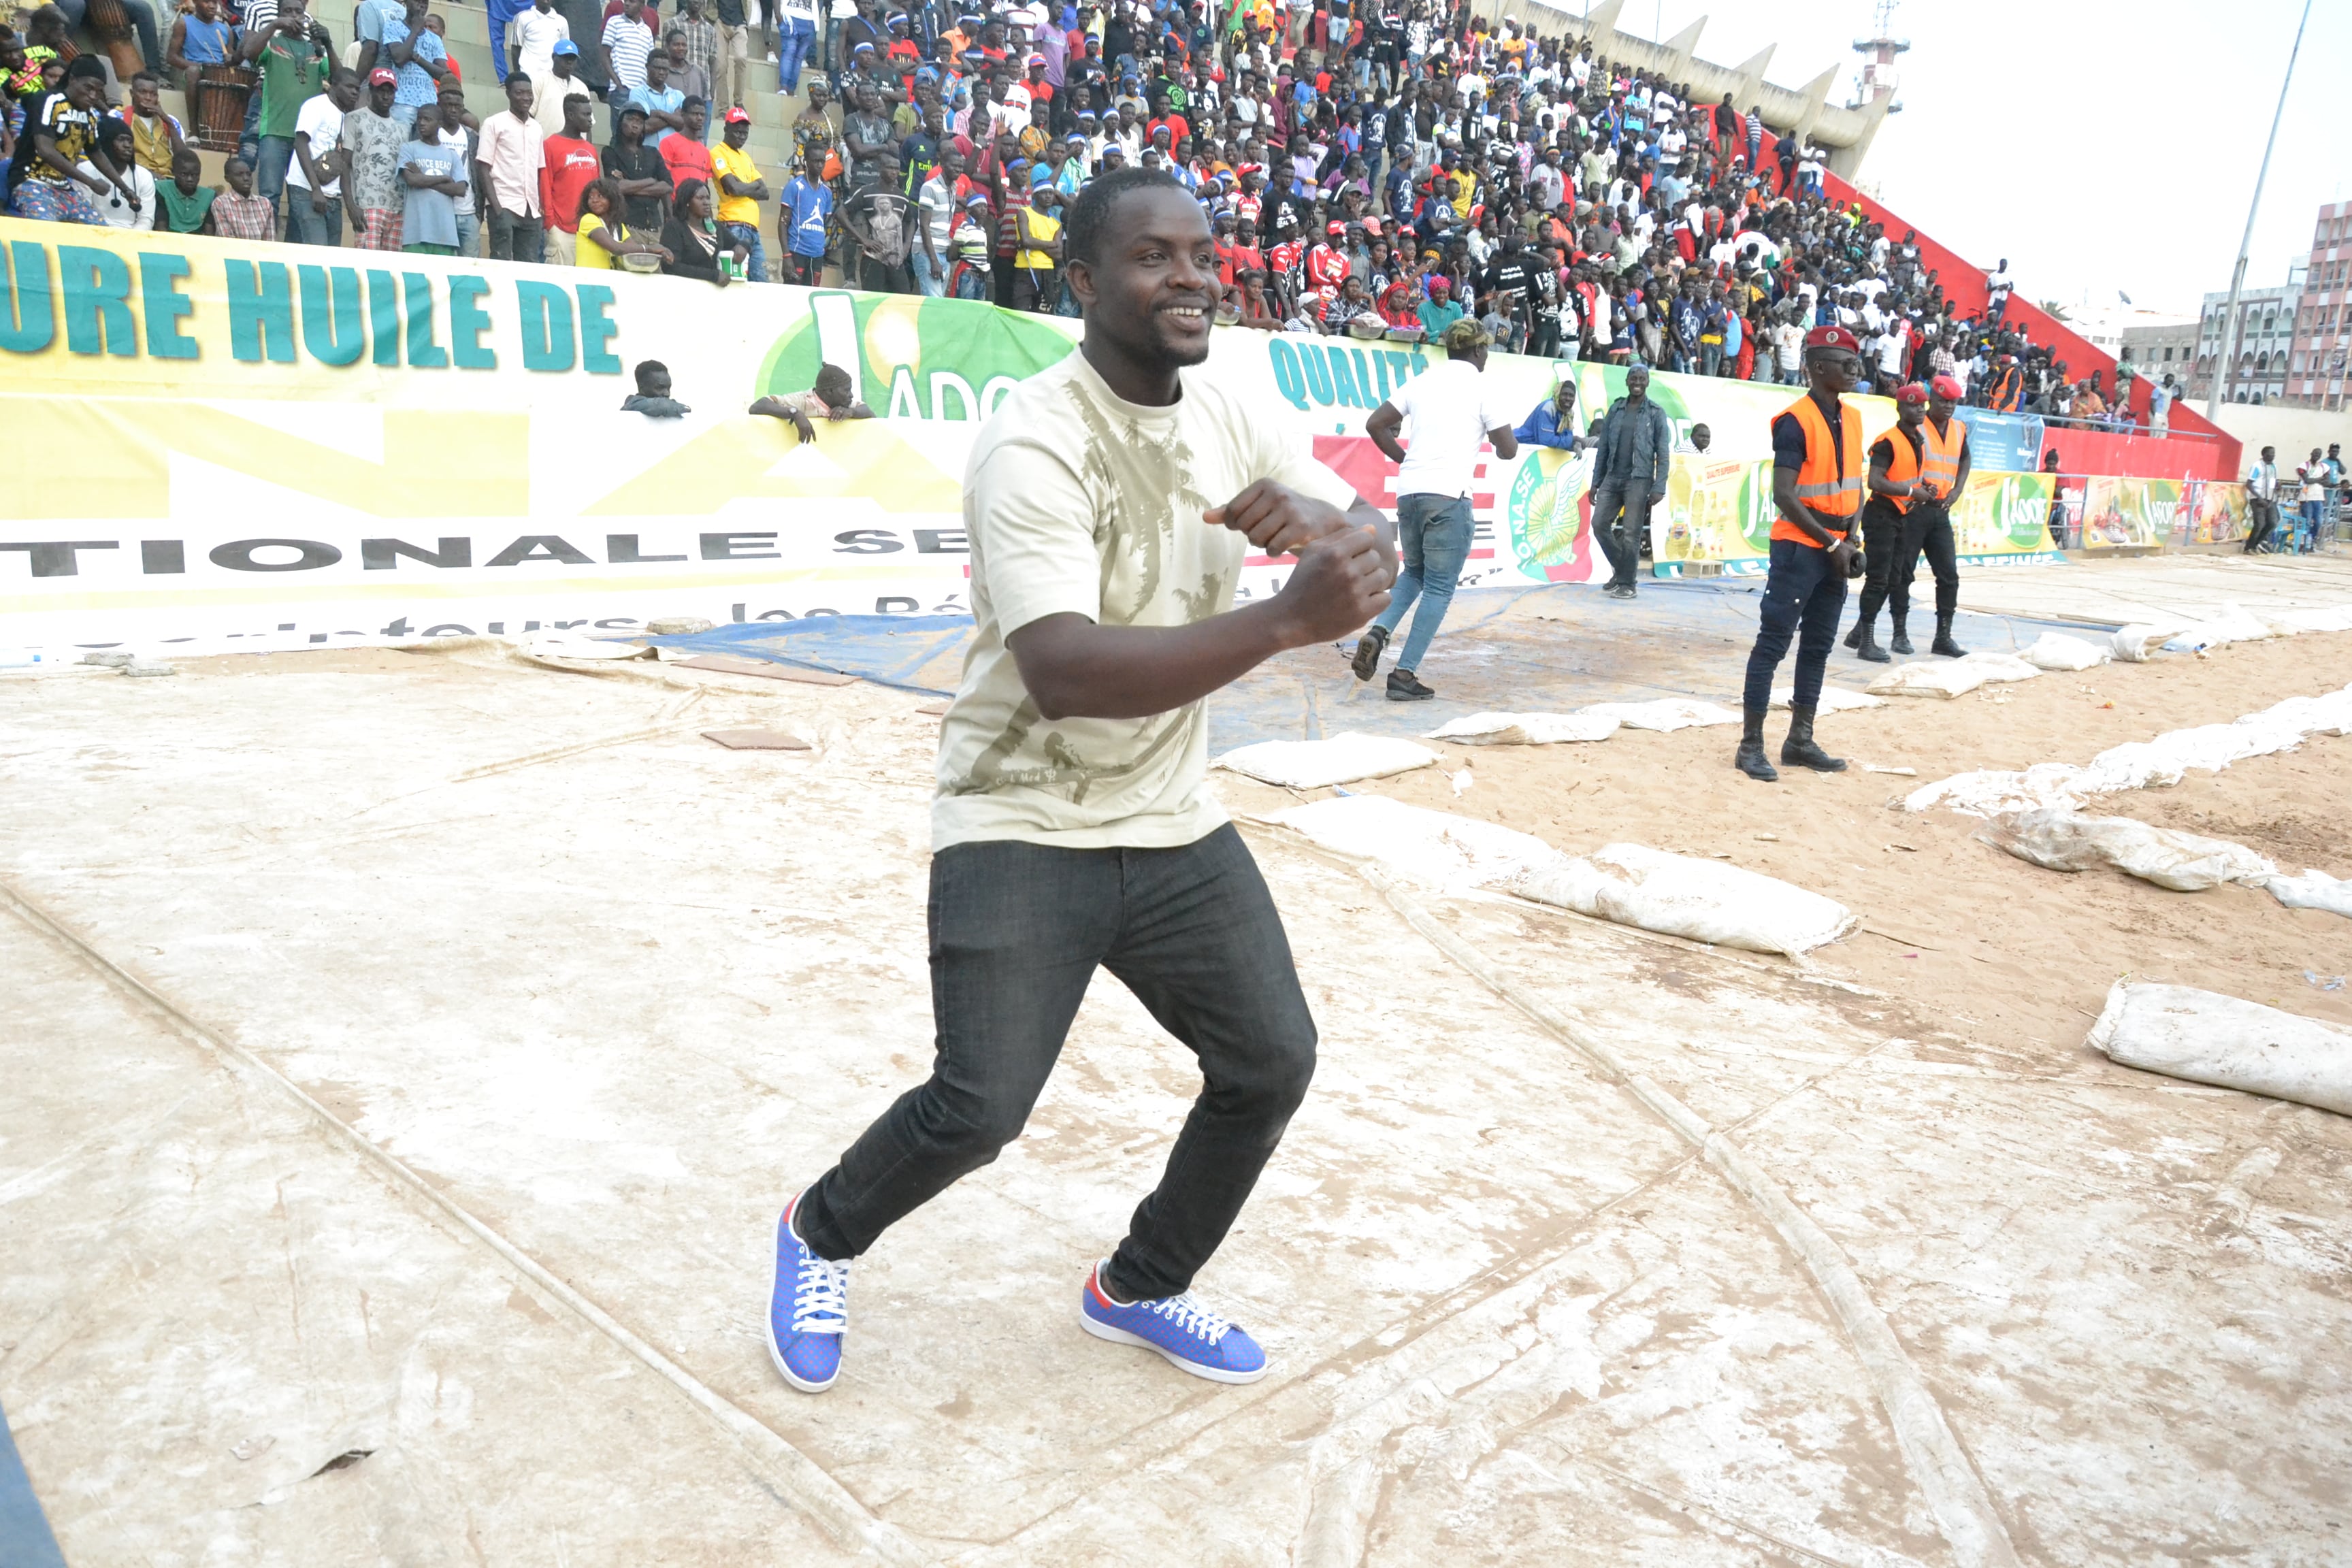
1010,551,1390,720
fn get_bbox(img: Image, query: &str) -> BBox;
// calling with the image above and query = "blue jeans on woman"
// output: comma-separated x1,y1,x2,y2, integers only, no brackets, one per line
777,17,815,91
1372,493,1474,674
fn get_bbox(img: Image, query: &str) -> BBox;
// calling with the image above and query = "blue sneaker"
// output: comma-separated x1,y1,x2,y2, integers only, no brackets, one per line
1077,1260,1269,1384
766,1191,849,1393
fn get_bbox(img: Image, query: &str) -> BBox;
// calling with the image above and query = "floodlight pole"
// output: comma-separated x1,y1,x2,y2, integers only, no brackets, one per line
2208,0,2310,419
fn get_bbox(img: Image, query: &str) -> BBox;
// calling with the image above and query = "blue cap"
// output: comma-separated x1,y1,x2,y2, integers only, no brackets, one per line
551,38,579,54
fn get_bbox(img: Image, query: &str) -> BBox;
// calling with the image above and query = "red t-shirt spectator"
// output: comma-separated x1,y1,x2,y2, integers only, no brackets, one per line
541,133,603,234
662,131,713,191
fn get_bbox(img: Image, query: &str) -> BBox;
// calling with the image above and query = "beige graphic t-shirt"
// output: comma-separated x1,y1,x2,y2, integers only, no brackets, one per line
934,350,1360,851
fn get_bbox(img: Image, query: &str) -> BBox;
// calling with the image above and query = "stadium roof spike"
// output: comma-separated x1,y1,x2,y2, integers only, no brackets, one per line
1583,0,1627,40
1661,16,1706,78
1730,42,1778,97
1787,62,1840,144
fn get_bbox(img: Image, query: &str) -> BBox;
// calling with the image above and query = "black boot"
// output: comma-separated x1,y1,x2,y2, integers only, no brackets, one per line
1735,707,1778,781
1780,706,1847,772
1888,611,1914,655
1855,623,1890,662
1932,614,1965,657
1350,623,1388,681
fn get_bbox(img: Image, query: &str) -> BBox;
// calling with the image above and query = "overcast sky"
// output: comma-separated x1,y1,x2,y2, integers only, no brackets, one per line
1541,0,2345,316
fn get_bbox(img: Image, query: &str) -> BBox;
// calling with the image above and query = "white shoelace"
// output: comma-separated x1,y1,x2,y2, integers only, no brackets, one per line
791,1254,850,1335
1144,1290,1232,1345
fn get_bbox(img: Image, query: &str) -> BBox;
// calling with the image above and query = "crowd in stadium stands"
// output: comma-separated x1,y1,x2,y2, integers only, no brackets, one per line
0,0,2175,427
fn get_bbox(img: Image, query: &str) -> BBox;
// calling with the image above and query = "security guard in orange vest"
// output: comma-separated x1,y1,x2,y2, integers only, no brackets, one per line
1737,324,1866,783
1908,374,1974,656
1844,382,1930,663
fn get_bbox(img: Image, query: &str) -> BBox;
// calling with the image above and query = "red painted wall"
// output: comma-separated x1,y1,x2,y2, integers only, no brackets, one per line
1813,170,2242,482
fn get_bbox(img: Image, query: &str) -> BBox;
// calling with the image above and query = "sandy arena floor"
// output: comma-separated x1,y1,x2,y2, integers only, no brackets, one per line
3,556,2349,1567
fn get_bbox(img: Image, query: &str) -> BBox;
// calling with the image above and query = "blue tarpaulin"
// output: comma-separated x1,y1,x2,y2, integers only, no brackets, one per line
0,1399,66,1568
646,615,975,696
641,586,2089,750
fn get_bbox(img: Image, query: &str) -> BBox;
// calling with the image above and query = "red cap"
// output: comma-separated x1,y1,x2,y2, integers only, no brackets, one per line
1931,373,1966,399
1326,220,1345,235
1895,383,1928,406
368,67,398,86
1803,324,1860,353
723,105,751,125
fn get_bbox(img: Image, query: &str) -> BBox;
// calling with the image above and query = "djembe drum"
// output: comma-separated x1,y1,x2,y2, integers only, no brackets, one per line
192,62,255,152
83,0,147,84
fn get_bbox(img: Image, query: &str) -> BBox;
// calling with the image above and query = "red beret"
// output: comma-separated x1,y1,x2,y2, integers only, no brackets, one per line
1931,374,1967,400
1803,324,1861,353
1895,382,1928,406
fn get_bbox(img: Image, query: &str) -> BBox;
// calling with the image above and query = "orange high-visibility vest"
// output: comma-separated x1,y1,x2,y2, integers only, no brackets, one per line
1879,423,1923,514
1918,413,1966,500
1773,393,1865,545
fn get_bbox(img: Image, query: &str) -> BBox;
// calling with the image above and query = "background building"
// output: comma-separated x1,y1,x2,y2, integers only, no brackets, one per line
2193,266,2306,405
2285,199,2347,411
2121,319,2200,394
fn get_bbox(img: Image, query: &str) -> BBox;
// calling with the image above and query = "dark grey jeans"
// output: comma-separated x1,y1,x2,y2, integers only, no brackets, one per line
796,824,1318,1303
1590,483,1654,588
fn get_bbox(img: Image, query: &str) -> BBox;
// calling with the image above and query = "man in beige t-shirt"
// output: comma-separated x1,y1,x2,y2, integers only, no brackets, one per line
767,169,1396,1395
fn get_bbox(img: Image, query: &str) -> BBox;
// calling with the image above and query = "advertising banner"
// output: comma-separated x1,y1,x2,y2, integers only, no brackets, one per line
2078,476,2183,551
2186,481,2252,544
1656,455,1773,575
1,217,2074,654
1956,408,2045,476
1946,470,2062,564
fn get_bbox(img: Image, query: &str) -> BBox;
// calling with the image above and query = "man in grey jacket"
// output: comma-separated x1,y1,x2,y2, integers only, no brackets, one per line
1587,367,1673,599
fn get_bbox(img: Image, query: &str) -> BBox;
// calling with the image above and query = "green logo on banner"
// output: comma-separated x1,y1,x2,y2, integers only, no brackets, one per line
1506,446,1589,574
757,292,1077,419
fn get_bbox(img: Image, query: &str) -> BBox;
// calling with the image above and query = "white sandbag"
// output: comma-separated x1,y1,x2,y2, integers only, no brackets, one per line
1425,711,1621,746
520,631,651,663
2111,623,2182,662
1866,652,2038,698
2196,605,2276,644
2267,869,2352,919
1976,808,2277,892
2269,605,2352,634
1214,732,1439,790
1266,798,1857,956
2016,632,2111,672
1264,794,1560,892
1573,698,1742,732
1767,685,1885,712
1514,844,1857,957
2088,980,2352,1116
1907,681,2352,817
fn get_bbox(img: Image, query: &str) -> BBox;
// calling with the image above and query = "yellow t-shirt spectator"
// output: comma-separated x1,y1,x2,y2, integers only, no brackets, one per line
710,142,761,227
1014,206,1060,270
576,214,628,269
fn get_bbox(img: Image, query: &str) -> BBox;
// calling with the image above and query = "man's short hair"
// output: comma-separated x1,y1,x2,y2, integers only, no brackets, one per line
1064,166,1188,268
633,359,668,389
